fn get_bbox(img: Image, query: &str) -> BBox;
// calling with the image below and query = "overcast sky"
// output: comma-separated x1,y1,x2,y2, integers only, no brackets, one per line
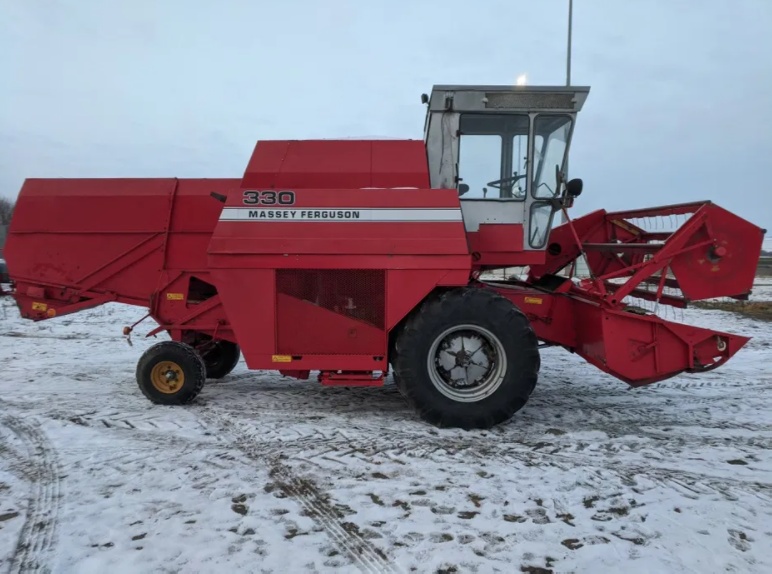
2,0,771,236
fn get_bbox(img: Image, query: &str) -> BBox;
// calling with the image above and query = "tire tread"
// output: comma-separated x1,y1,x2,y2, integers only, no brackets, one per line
393,287,540,429
136,341,206,405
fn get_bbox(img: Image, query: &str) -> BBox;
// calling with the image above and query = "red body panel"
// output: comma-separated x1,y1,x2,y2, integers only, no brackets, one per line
493,281,749,385
466,224,547,267
204,141,471,371
3,140,765,389
6,178,238,320
242,140,430,189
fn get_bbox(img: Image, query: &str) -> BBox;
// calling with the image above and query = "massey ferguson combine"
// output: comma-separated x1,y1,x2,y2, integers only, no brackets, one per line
4,85,765,429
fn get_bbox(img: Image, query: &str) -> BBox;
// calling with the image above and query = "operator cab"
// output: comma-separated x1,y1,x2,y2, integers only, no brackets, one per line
422,85,589,258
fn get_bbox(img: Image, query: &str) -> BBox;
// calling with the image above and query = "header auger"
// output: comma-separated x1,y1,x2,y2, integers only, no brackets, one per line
3,84,765,429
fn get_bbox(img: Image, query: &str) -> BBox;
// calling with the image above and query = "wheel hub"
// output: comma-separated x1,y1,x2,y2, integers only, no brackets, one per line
150,360,185,394
441,335,492,385
427,325,507,402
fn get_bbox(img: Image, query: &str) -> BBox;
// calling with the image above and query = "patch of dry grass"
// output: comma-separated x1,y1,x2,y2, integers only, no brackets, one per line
691,300,772,321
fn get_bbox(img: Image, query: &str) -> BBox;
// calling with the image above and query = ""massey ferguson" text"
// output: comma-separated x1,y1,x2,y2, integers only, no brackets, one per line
247,210,361,220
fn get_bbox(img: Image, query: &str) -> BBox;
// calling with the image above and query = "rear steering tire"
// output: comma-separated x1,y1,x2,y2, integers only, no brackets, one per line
393,287,540,430
136,341,206,405
201,340,241,379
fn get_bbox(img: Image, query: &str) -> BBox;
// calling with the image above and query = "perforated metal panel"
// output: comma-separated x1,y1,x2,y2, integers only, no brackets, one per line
274,269,386,356
484,92,576,110
276,269,385,328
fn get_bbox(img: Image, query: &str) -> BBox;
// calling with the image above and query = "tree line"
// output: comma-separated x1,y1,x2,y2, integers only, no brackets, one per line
0,197,14,252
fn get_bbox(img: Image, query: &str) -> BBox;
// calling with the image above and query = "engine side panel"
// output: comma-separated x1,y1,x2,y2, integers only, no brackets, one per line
209,140,472,371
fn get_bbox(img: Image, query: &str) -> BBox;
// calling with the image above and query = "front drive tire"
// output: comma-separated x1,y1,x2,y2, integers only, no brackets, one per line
393,288,540,430
136,341,206,405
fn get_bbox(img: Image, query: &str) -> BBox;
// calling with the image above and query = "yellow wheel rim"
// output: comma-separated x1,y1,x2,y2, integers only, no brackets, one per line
150,361,185,394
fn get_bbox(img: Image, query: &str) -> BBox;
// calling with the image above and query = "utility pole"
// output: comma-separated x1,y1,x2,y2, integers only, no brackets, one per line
562,0,573,225
566,0,573,87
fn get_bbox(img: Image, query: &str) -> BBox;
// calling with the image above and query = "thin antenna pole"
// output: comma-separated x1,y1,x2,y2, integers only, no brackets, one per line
562,0,573,226
566,0,573,86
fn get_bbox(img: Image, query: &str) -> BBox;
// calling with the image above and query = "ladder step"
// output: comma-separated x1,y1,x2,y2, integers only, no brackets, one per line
319,371,384,387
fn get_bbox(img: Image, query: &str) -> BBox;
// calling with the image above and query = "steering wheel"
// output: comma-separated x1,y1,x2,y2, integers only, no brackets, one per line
486,173,527,189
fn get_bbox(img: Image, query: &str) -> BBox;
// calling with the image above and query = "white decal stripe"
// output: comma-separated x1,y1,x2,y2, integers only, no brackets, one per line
219,207,463,222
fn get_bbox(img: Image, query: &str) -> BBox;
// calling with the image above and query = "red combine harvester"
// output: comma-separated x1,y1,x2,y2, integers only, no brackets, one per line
4,85,765,429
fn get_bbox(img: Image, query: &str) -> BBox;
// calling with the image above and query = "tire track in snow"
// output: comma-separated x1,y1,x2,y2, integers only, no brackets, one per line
0,429,37,483
0,398,210,434
198,408,772,453
0,414,62,574
331,436,772,502
651,378,772,391
195,393,769,456
196,403,771,504
197,374,771,432
196,407,399,574
268,461,399,574
10,385,769,506
5,376,768,519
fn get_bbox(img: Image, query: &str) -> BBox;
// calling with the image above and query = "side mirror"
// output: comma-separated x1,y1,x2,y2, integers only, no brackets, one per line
458,183,470,196
565,178,583,197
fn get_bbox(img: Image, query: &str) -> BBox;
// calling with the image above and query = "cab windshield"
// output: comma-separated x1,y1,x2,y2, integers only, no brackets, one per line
532,114,573,198
457,113,573,201
457,114,529,200
529,114,573,249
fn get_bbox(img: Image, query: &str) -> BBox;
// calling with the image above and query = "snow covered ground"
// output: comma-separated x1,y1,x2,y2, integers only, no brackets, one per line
0,283,770,574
